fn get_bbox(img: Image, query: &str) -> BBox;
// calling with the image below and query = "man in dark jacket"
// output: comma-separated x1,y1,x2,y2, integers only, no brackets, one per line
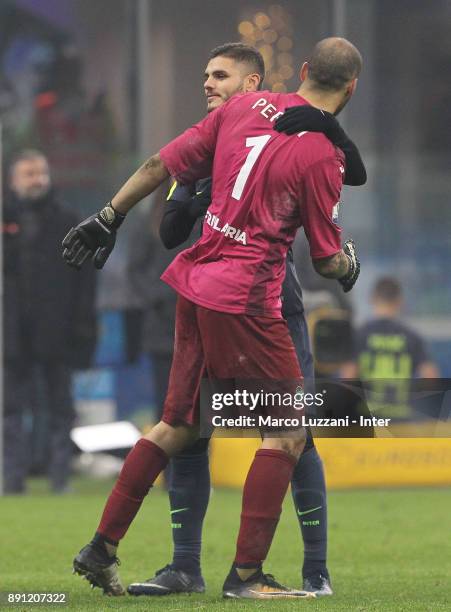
3,149,96,493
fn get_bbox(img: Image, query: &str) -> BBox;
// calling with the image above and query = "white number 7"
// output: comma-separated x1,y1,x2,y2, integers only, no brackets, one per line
231,135,271,200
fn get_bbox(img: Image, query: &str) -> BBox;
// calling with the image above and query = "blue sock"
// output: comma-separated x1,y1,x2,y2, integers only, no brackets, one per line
169,439,210,576
291,446,328,579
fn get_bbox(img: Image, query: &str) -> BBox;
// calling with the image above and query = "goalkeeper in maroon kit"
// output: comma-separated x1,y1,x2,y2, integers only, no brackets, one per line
64,37,362,599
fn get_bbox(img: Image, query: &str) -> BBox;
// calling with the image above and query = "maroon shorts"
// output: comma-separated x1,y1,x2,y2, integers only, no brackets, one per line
162,296,303,426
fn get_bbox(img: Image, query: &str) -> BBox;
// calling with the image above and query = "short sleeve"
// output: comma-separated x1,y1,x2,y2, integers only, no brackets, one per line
299,155,344,259
166,181,194,203
160,105,225,185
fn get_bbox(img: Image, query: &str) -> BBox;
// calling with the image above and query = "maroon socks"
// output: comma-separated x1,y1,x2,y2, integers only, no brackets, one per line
97,438,168,542
235,448,297,567
95,438,295,570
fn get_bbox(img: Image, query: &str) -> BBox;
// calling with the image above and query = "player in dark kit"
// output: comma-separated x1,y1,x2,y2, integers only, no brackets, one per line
126,43,366,598
64,37,363,599
342,277,439,418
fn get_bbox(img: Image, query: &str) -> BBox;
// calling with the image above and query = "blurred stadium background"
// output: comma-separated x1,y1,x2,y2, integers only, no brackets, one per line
1,0,451,556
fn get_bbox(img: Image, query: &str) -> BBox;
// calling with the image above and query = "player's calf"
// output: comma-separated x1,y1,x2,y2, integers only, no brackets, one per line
73,425,198,595
232,446,301,585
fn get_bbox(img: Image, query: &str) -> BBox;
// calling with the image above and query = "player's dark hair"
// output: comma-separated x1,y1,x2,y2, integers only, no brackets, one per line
307,37,362,92
209,43,265,90
372,277,403,303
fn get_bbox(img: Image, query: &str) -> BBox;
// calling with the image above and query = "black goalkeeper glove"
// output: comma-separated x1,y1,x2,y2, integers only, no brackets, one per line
62,202,126,270
275,105,367,186
274,105,347,143
186,182,212,219
338,239,360,293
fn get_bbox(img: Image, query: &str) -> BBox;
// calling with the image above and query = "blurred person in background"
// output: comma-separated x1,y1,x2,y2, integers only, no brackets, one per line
2,149,96,494
126,42,366,598
341,277,439,419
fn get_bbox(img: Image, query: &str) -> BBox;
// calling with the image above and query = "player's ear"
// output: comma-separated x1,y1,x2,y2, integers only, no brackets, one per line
347,78,358,97
300,61,309,82
245,73,261,92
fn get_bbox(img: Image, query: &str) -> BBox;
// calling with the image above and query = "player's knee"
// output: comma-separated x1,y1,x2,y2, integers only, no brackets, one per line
144,421,199,456
280,435,306,460
263,428,306,460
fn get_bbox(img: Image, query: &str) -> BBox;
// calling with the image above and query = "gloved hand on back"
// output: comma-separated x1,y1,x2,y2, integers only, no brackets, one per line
274,105,343,142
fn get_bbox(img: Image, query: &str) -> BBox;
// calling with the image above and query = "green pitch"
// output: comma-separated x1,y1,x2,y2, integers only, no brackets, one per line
1,479,450,611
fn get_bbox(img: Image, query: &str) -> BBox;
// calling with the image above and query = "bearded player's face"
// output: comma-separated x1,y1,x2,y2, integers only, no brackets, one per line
204,56,254,112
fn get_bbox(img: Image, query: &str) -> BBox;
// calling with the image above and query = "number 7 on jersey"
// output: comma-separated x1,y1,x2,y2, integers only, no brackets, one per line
231,135,271,200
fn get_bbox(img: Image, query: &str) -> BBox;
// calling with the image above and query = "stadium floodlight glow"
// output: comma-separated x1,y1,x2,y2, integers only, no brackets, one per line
254,12,271,29
277,36,293,51
279,64,294,80
238,6,294,97
263,29,278,44
238,21,254,37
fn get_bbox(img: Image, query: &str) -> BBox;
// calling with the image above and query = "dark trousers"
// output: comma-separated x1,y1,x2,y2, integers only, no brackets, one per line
3,361,75,492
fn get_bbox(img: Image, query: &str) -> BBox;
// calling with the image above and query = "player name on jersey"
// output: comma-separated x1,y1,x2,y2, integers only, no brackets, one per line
204,210,247,244
251,97,285,122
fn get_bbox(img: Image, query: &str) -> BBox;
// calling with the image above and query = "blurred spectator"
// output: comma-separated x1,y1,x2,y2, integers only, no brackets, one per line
341,277,439,419
2,149,97,494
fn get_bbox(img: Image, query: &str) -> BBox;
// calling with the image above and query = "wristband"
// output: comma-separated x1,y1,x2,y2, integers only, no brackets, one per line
99,202,126,229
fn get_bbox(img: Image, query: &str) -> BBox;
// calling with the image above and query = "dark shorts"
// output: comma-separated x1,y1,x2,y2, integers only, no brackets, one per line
162,295,303,427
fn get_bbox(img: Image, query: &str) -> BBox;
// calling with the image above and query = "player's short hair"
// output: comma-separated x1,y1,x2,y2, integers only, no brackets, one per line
208,43,265,90
9,149,48,172
307,37,362,92
372,277,403,303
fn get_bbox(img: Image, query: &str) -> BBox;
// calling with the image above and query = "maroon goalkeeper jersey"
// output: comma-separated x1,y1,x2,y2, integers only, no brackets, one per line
160,91,345,318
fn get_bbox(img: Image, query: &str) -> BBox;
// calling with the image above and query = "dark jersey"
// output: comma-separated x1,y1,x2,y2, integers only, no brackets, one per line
354,317,430,419
159,179,211,249
355,318,429,378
